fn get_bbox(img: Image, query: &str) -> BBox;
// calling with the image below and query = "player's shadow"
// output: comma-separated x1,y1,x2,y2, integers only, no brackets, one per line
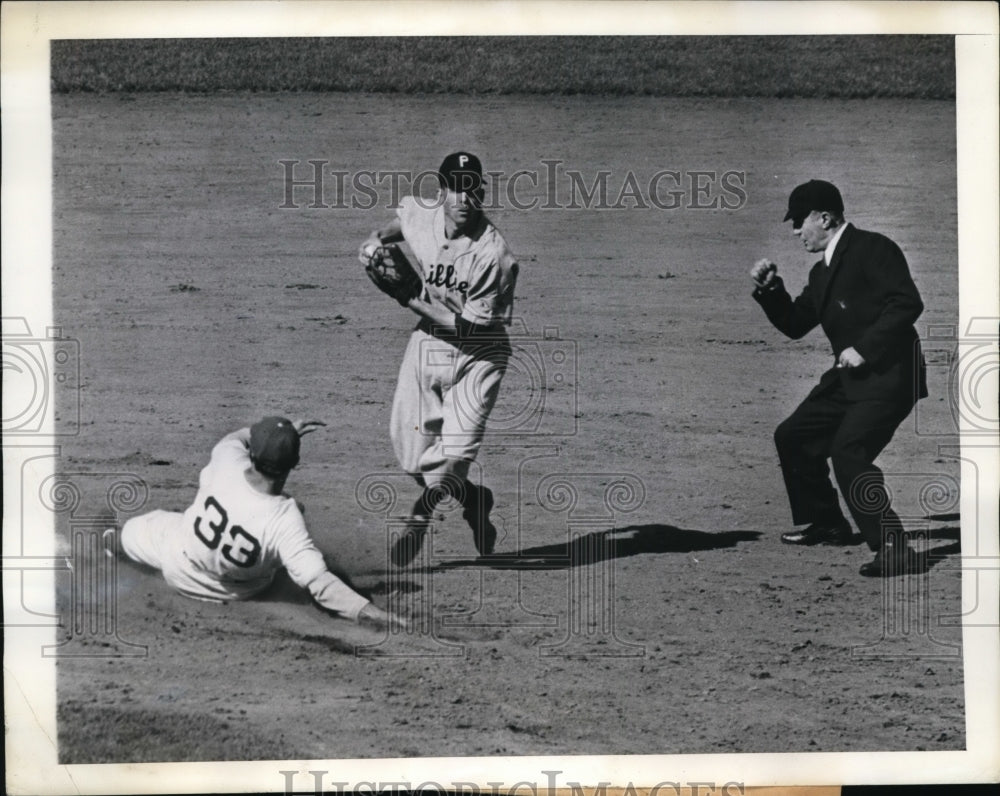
433,523,762,571
256,560,422,607
924,513,959,523
255,569,315,605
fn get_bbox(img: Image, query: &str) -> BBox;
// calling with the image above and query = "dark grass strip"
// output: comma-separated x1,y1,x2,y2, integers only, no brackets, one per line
51,36,954,98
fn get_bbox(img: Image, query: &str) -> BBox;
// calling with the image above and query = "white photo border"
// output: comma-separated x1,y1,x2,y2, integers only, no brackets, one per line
3,2,998,793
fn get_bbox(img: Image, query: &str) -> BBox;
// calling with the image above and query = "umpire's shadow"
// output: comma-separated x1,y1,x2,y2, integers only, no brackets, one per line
434,523,762,571
916,522,962,567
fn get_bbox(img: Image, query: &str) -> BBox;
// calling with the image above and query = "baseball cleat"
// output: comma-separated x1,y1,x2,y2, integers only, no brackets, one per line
390,517,430,567
463,484,497,557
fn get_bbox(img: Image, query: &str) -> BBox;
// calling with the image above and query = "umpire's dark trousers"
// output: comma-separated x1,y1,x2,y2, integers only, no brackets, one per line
773,381,912,551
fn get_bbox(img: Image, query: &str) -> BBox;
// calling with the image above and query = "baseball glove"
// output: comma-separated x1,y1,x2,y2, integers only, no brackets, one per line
361,243,422,307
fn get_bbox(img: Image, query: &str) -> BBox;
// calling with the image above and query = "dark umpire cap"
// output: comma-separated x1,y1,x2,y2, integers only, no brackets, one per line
438,151,484,193
784,179,844,225
249,416,300,475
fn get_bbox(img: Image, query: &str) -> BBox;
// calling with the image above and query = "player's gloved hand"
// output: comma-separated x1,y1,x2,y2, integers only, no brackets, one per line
836,346,865,369
361,243,423,307
293,419,327,437
751,259,778,288
357,602,410,631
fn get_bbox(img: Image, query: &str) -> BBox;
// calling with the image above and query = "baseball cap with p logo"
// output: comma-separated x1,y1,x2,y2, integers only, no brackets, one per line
783,179,844,227
437,151,484,194
249,416,300,476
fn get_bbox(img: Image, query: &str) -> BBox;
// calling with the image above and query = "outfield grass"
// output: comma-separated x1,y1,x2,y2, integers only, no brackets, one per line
51,36,954,98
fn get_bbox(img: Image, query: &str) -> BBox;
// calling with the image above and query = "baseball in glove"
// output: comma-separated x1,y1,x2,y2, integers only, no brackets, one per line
360,243,423,307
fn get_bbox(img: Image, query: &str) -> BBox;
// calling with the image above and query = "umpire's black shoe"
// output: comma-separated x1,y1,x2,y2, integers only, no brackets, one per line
781,518,857,546
390,517,430,567
859,538,926,577
463,484,497,557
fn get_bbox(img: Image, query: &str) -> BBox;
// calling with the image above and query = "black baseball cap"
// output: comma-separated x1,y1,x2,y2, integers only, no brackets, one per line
783,179,844,225
249,416,300,475
437,151,484,193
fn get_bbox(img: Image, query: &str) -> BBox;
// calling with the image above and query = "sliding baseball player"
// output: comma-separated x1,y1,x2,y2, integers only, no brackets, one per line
111,416,405,628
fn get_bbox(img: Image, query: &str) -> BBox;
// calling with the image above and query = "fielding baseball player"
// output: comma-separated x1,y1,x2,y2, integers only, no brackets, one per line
358,151,519,566
112,416,404,628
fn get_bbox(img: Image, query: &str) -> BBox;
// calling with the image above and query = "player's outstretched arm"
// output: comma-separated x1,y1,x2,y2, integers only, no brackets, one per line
357,602,410,631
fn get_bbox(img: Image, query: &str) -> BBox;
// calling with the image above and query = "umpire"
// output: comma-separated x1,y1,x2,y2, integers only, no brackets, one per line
750,180,928,577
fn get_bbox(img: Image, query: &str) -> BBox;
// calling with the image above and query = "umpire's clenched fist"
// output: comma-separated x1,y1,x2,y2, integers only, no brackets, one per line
751,259,778,288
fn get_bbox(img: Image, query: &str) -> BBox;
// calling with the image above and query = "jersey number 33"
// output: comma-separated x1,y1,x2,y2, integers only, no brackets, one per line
193,496,262,568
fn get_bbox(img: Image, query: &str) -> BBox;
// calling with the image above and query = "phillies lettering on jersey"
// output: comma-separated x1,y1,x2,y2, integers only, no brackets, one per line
426,263,470,293
396,195,518,325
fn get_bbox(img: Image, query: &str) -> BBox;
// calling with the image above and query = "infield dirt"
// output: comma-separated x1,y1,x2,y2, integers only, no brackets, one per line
52,92,963,762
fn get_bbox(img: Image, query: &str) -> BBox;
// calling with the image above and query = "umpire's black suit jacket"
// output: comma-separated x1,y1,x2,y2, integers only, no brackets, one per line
754,223,928,408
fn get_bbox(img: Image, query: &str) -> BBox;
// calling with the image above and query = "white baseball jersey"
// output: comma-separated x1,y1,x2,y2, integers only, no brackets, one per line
123,429,369,619
396,195,518,325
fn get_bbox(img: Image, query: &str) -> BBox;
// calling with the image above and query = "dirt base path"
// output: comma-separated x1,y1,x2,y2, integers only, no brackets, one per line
52,92,963,762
